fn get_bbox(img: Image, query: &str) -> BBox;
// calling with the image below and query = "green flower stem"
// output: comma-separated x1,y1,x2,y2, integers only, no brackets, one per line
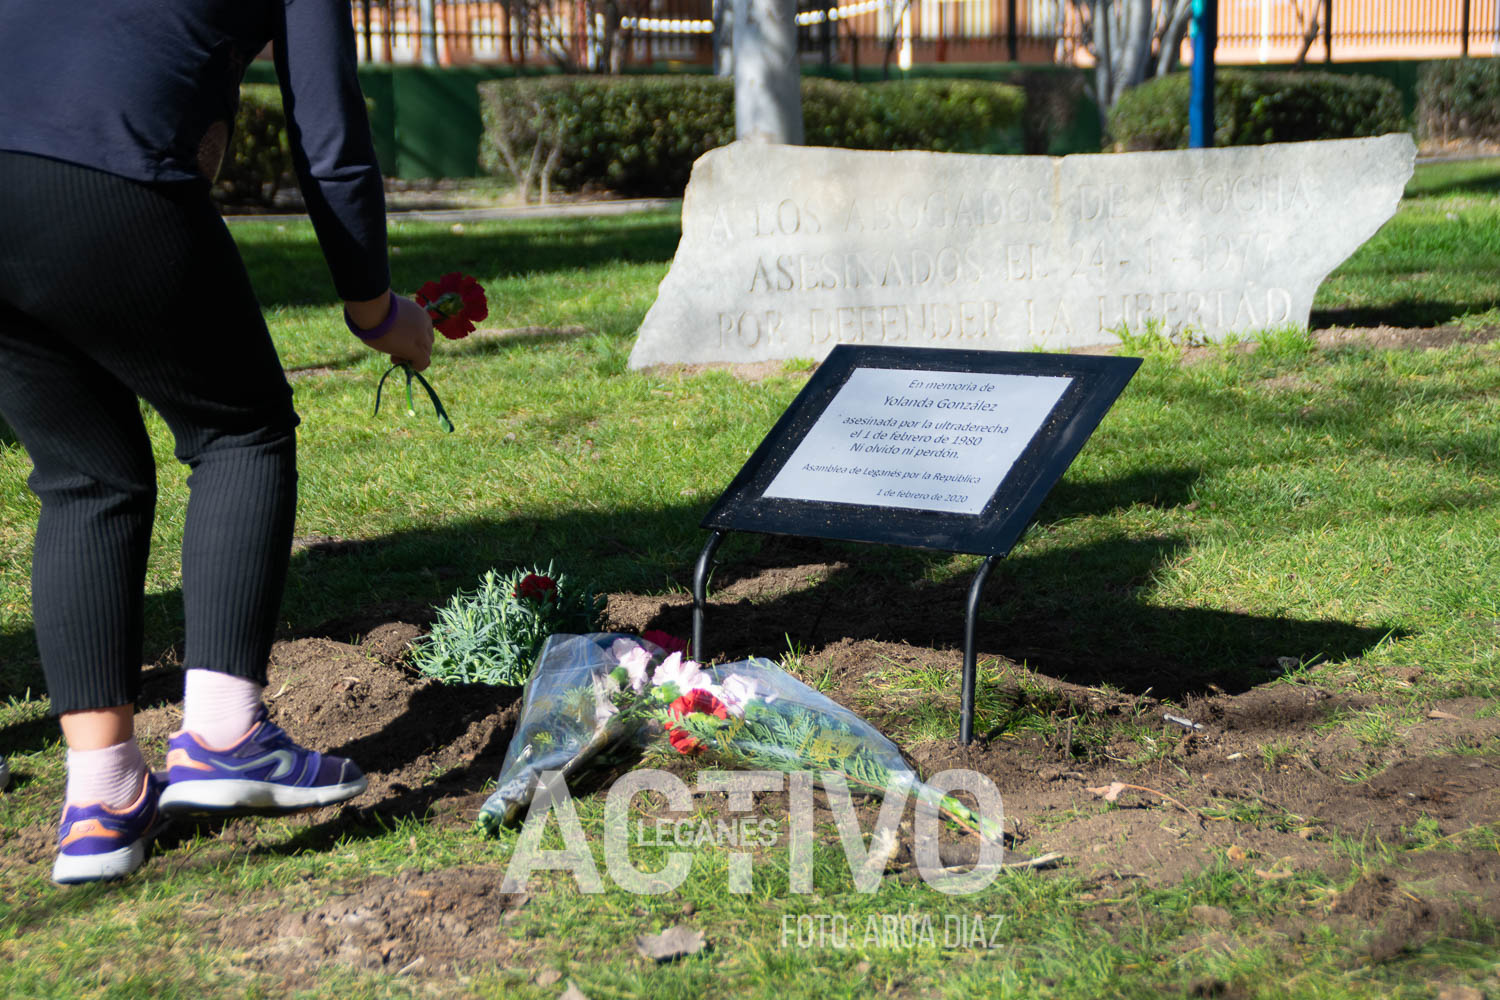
374,361,455,433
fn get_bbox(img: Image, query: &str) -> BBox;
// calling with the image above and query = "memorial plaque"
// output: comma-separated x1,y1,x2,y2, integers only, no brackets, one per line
761,367,1072,515
628,135,1415,369
701,345,1141,556
694,344,1140,742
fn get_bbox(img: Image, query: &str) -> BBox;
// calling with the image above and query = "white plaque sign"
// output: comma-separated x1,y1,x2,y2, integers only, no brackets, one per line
763,367,1072,514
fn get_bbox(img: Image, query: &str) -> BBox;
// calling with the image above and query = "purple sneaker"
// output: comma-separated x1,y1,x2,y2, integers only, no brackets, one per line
52,773,163,884
158,709,367,816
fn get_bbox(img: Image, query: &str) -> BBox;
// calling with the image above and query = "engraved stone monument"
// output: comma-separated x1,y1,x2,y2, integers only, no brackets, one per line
628,135,1415,369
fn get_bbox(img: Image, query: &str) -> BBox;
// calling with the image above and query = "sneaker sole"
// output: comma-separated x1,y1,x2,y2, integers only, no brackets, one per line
53,840,146,884
158,775,368,816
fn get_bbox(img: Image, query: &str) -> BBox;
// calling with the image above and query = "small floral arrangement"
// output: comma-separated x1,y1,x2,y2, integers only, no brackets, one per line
479,633,1002,846
409,565,600,686
374,272,489,433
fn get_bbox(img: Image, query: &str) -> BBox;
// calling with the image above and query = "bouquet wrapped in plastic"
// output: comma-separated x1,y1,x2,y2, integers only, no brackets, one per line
478,633,1002,844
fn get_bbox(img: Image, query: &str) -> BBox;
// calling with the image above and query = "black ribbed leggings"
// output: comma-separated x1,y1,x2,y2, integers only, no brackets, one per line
0,151,298,715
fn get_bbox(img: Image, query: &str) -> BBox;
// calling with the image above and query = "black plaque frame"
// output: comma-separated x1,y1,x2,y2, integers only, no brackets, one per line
692,345,1142,743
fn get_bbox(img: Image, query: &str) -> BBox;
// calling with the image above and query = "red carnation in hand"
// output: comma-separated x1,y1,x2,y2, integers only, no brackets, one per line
513,573,558,603
666,689,729,755
641,630,690,656
415,271,488,339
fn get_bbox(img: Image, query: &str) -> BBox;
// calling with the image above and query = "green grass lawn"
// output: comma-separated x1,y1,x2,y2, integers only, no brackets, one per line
0,159,1498,999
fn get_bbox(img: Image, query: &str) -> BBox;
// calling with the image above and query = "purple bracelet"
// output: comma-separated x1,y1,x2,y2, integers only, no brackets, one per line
344,291,399,342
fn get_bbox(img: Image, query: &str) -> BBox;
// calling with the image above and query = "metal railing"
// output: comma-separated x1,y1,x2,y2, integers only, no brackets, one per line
348,0,1499,68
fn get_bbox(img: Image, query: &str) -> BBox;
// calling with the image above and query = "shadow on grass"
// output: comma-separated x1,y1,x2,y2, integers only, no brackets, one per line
0,469,1401,766
1311,302,1498,329
236,213,681,309
671,535,1398,702
280,322,596,383
1405,162,1500,200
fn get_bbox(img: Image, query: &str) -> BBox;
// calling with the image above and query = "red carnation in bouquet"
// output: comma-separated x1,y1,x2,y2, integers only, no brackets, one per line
665,689,729,755
416,271,488,339
641,630,689,656
513,573,558,604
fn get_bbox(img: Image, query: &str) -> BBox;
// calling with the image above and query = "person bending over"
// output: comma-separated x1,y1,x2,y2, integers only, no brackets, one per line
0,0,433,883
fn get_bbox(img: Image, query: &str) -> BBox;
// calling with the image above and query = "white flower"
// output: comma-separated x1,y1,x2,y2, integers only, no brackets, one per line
616,646,653,693
610,637,645,661
717,672,777,716
653,651,712,693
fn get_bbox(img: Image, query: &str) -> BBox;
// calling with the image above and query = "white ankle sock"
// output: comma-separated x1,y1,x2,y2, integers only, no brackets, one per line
66,740,147,809
182,669,264,748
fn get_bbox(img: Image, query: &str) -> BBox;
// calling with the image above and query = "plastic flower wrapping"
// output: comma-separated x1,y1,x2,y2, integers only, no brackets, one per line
477,633,1003,844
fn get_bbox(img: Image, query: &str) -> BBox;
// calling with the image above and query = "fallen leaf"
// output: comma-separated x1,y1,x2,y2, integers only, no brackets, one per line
1087,782,1128,802
1427,709,1461,721
560,982,591,1000
1226,845,1247,862
1254,868,1295,880
536,969,563,987
635,926,707,962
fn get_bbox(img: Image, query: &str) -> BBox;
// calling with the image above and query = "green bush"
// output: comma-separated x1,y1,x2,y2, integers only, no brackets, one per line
1418,59,1500,145
1108,70,1407,150
409,565,602,687
214,84,293,206
479,75,1023,198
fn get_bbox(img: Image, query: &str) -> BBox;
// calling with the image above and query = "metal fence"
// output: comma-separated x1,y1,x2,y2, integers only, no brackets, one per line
347,0,1500,68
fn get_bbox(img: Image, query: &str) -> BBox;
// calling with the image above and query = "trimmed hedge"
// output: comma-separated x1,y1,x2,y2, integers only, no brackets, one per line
215,84,293,206
479,75,1023,197
1108,70,1406,150
1418,59,1500,145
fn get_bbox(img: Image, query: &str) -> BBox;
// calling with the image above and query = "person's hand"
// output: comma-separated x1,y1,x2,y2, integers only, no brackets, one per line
345,293,435,371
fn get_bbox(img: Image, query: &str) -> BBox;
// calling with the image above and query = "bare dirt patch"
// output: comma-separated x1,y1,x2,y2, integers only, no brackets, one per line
133,583,1491,981
211,866,536,984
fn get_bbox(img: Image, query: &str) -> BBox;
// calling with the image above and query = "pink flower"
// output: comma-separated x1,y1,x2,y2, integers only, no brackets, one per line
616,645,652,693
652,651,711,694
717,673,773,717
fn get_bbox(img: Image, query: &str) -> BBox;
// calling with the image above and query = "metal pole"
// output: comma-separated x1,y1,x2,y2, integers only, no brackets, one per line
959,555,998,745
1189,0,1216,149
692,531,726,660
1006,0,1017,61
382,0,395,62
1463,0,1472,57
419,0,439,65
1323,0,1331,64
828,1,840,67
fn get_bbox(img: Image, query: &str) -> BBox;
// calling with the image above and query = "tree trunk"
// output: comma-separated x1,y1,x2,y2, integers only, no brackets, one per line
734,0,804,144
1291,0,1321,65
713,0,734,76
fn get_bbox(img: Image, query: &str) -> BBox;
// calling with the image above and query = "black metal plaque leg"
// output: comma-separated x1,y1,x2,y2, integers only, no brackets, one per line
692,531,726,661
960,555,1000,745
